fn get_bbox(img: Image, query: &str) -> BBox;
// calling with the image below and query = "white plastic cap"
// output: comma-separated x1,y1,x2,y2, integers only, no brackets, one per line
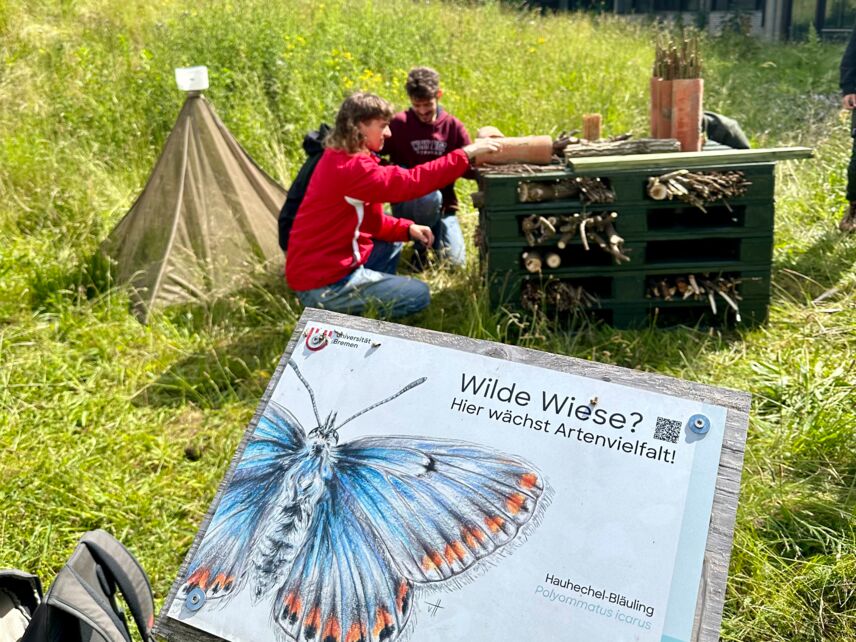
175,66,209,91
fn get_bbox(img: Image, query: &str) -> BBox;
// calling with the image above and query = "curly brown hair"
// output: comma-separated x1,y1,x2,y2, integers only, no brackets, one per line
325,92,394,154
405,67,440,100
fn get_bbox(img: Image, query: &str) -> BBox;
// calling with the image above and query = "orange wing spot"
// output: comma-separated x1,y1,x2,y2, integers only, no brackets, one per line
444,541,468,564
485,515,505,533
506,493,526,515
396,581,410,614
520,472,539,490
372,608,394,638
345,622,366,642
462,525,487,548
421,550,444,572
187,568,210,590
322,616,341,641
283,592,302,614
211,573,233,591
306,607,322,628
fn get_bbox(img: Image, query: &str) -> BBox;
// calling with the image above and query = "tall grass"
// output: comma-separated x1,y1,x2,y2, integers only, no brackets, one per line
1,1,854,639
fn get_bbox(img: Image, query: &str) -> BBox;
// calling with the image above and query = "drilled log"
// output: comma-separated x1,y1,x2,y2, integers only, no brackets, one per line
522,251,542,273
564,138,681,158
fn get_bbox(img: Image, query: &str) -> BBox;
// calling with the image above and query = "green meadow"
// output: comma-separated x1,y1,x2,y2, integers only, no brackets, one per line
1,0,854,639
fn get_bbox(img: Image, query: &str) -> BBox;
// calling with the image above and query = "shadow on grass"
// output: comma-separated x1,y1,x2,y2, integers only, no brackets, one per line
27,249,114,312
773,229,856,301
757,483,856,560
132,327,285,408
133,273,301,409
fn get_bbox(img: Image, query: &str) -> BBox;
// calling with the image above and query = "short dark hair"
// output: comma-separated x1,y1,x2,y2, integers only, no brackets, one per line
405,67,440,99
325,92,394,154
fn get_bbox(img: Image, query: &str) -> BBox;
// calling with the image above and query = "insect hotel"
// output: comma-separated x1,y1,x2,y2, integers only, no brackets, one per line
473,35,812,328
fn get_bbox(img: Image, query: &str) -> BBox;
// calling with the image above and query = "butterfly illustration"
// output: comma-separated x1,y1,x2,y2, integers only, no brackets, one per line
178,358,548,642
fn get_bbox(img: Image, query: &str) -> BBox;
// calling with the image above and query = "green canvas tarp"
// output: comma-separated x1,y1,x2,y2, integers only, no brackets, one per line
102,94,286,321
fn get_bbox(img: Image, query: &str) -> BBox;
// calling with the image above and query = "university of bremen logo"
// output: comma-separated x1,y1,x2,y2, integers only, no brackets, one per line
304,327,333,351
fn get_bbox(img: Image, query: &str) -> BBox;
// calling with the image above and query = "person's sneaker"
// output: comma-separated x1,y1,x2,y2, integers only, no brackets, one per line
839,202,856,233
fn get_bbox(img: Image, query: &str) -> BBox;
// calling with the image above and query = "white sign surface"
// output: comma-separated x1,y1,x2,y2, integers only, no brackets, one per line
167,321,727,642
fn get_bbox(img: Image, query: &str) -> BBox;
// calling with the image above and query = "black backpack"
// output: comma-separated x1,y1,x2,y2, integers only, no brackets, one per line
1,530,154,642
278,123,331,251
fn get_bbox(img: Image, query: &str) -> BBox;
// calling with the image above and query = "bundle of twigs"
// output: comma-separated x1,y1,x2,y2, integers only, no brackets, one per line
653,30,702,80
521,280,598,312
646,170,751,212
517,177,615,204
645,273,743,321
563,137,681,158
521,212,629,264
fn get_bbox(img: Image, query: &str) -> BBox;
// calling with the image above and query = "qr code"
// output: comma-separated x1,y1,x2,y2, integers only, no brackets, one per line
654,417,682,443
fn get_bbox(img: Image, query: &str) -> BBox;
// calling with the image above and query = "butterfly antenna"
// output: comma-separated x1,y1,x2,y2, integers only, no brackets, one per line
337,377,427,430
288,359,322,427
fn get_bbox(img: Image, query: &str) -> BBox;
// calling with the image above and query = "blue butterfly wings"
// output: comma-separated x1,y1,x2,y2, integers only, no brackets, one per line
183,405,309,597
180,364,548,642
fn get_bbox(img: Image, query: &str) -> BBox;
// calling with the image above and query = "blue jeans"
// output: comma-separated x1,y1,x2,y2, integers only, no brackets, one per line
391,190,466,266
295,241,430,318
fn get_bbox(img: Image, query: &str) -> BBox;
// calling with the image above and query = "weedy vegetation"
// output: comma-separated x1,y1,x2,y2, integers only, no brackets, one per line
0,1,854,640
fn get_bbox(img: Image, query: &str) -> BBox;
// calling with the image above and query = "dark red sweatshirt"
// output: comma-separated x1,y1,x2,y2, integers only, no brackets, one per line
385,108,472,213
286,147,471,291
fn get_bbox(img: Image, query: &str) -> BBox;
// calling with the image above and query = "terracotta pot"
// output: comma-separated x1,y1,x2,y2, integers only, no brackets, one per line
475,135,554,166
650,77,661,138
657,79,673,140
671,78,704,152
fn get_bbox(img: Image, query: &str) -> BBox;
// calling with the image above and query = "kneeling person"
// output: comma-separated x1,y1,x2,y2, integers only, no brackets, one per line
385,67,473,269
285,92,499,319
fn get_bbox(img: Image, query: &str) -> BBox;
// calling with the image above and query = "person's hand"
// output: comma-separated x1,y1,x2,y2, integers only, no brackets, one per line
463,138,503,160
409,224,434,247
843,94,856,109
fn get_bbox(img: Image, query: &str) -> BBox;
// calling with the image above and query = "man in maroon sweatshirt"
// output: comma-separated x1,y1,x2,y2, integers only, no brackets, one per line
384,67,472,269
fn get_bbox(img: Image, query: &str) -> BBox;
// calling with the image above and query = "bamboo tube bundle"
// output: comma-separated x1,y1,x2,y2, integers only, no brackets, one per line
653,30,703,81
521,281,597,312
521,281,544,311
646,170,751,212
545,281,599,312
651,30,704,151
645,273,744,321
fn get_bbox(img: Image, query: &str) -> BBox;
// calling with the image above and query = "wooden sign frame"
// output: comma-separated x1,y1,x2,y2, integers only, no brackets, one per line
154,307,749,642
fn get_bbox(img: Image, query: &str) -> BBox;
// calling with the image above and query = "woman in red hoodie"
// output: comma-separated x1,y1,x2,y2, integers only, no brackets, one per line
286,92,500,318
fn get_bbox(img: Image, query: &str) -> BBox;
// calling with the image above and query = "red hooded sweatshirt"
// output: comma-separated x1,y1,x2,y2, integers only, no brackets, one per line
286,147,471,291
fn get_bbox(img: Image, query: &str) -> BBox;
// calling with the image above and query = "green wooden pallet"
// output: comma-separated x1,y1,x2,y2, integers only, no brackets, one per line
476,158,777,327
